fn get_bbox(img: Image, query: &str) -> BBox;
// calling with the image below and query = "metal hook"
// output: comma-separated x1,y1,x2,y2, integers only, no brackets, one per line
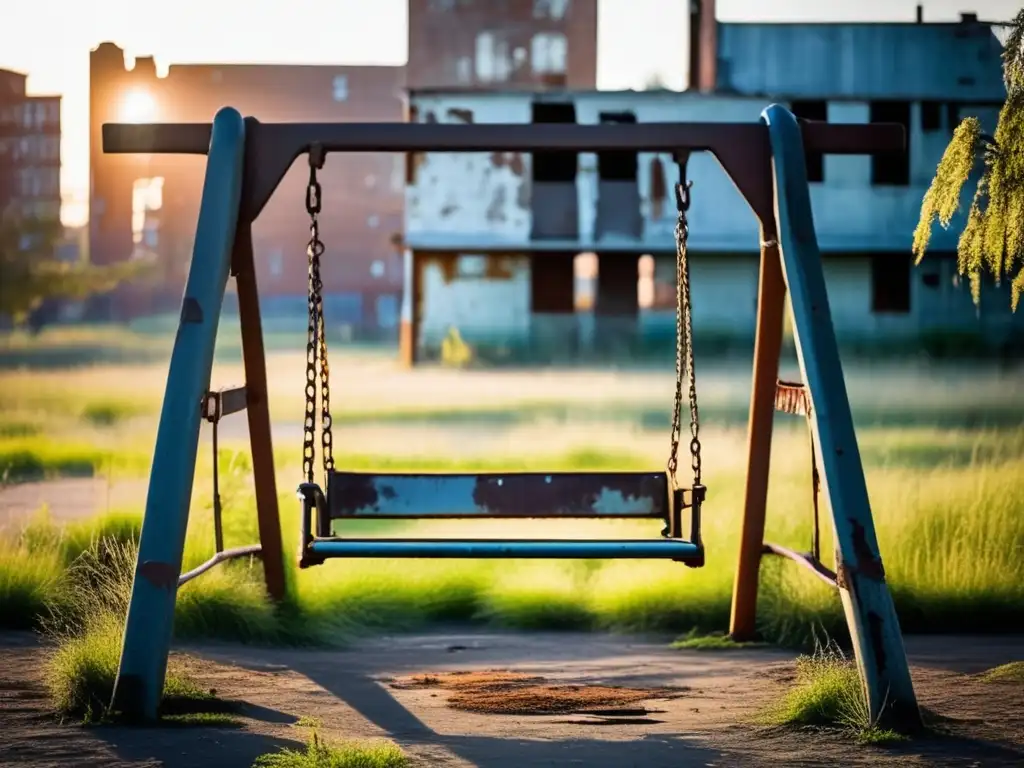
675,181,692,213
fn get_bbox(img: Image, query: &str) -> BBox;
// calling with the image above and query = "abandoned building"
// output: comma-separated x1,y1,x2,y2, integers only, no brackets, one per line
87,0,597,327
399,5,1022,364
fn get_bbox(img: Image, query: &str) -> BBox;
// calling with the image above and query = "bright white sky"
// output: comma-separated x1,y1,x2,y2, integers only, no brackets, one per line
0,0,1017,226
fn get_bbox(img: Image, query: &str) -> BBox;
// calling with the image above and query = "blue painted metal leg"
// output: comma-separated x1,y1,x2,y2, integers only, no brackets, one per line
110,107,246,722
763,104,920,730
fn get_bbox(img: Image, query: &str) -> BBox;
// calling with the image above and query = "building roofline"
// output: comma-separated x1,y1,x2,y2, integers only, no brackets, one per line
405,86,1006,104
0,67,28,78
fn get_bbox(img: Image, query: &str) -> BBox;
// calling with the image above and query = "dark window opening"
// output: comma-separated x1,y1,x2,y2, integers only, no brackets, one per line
922,272,940,288
598,112,638,181
871,253,912,313
790,100,827,182
920,101,943,132
945,102,960,132
870,101,911,186
531,102,577,182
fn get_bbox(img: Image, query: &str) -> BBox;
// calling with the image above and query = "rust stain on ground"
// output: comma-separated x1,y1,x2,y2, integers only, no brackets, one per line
390,670,687,716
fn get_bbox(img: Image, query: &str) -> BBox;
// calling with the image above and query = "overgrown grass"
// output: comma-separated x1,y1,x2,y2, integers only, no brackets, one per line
979,661,1024,683
40,540,236,723
756,640,909,745
1,350,1023,661
254,730,409,768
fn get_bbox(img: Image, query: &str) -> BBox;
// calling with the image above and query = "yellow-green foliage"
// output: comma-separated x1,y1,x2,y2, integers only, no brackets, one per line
914,10,1024,311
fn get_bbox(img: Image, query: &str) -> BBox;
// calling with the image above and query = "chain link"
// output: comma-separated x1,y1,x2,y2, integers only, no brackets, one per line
302,146,334,485
667,175,702,490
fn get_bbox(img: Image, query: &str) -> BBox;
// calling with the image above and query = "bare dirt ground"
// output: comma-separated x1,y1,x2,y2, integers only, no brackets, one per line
0,630,1021,768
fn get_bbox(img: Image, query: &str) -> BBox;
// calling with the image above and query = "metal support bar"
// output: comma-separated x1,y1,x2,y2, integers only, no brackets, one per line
103,116,904,223
178,545,263,586
103,119,903,156
203,386,248,419
308,538,703,560
761,543,838,588
325,471,675,519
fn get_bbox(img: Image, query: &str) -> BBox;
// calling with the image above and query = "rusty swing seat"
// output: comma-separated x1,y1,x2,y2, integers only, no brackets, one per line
297,148,705,568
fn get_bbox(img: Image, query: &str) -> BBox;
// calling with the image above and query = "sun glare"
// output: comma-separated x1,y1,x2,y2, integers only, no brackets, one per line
119,88,157,123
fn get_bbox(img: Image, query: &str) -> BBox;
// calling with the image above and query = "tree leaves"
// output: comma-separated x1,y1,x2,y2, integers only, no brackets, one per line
0,214,148,325
915,10,1024,311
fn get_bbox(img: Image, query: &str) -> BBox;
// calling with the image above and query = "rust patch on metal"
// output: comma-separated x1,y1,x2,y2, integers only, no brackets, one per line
138,560,179,590
446,108,474,124
849,519,886,582
330,474,380,515
471,474,664,517
775,379,810,416
439,203,458,218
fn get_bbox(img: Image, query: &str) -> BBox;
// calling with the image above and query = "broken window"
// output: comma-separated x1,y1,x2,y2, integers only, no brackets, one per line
598,112,637,182
871,253,912,313
531,102,577,182
869,101,911,186
789,100,827,183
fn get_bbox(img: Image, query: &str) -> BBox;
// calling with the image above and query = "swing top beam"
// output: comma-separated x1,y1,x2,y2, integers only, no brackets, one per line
102,116,903,228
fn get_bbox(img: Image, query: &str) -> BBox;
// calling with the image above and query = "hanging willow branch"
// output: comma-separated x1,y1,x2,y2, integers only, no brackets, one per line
913,9,1024,311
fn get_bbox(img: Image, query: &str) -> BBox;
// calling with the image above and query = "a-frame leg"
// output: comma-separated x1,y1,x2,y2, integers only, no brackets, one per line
730,234,787,640
763,104,921,731
232,225,286,601
111,107,246,722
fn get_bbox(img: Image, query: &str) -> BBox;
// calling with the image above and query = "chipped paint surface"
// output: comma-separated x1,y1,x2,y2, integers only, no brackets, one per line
405,89,983,254
406,95,533,245
418,252,531,349
326,471,670,518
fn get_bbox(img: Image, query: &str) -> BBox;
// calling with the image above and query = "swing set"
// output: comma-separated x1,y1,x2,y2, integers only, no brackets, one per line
103,105,922,731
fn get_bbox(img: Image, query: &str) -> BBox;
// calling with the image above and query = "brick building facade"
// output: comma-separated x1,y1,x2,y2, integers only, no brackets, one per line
88,0,599,324
0,68,61,221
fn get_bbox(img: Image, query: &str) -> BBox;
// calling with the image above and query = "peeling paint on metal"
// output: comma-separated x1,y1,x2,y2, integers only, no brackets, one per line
848,518,886,581
138,560,179,590
327,472,670,518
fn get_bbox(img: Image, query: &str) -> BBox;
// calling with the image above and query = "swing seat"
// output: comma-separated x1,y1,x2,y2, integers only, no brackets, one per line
297,471,705,567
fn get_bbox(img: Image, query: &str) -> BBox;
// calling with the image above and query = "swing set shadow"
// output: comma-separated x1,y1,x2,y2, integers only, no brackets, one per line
101,106,923,734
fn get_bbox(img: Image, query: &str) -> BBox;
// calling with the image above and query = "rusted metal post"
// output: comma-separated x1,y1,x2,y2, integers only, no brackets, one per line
232,224,287,602
729,232,786,641
763,104,920,731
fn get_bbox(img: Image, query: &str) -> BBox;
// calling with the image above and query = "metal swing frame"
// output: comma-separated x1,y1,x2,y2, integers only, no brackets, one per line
103,105,922,732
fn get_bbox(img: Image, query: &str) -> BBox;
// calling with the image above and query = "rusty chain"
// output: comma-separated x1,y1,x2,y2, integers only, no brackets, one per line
303,145,334,486
667,174,702,491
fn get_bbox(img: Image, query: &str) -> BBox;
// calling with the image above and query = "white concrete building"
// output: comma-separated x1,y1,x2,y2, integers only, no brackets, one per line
399,6,1020,364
